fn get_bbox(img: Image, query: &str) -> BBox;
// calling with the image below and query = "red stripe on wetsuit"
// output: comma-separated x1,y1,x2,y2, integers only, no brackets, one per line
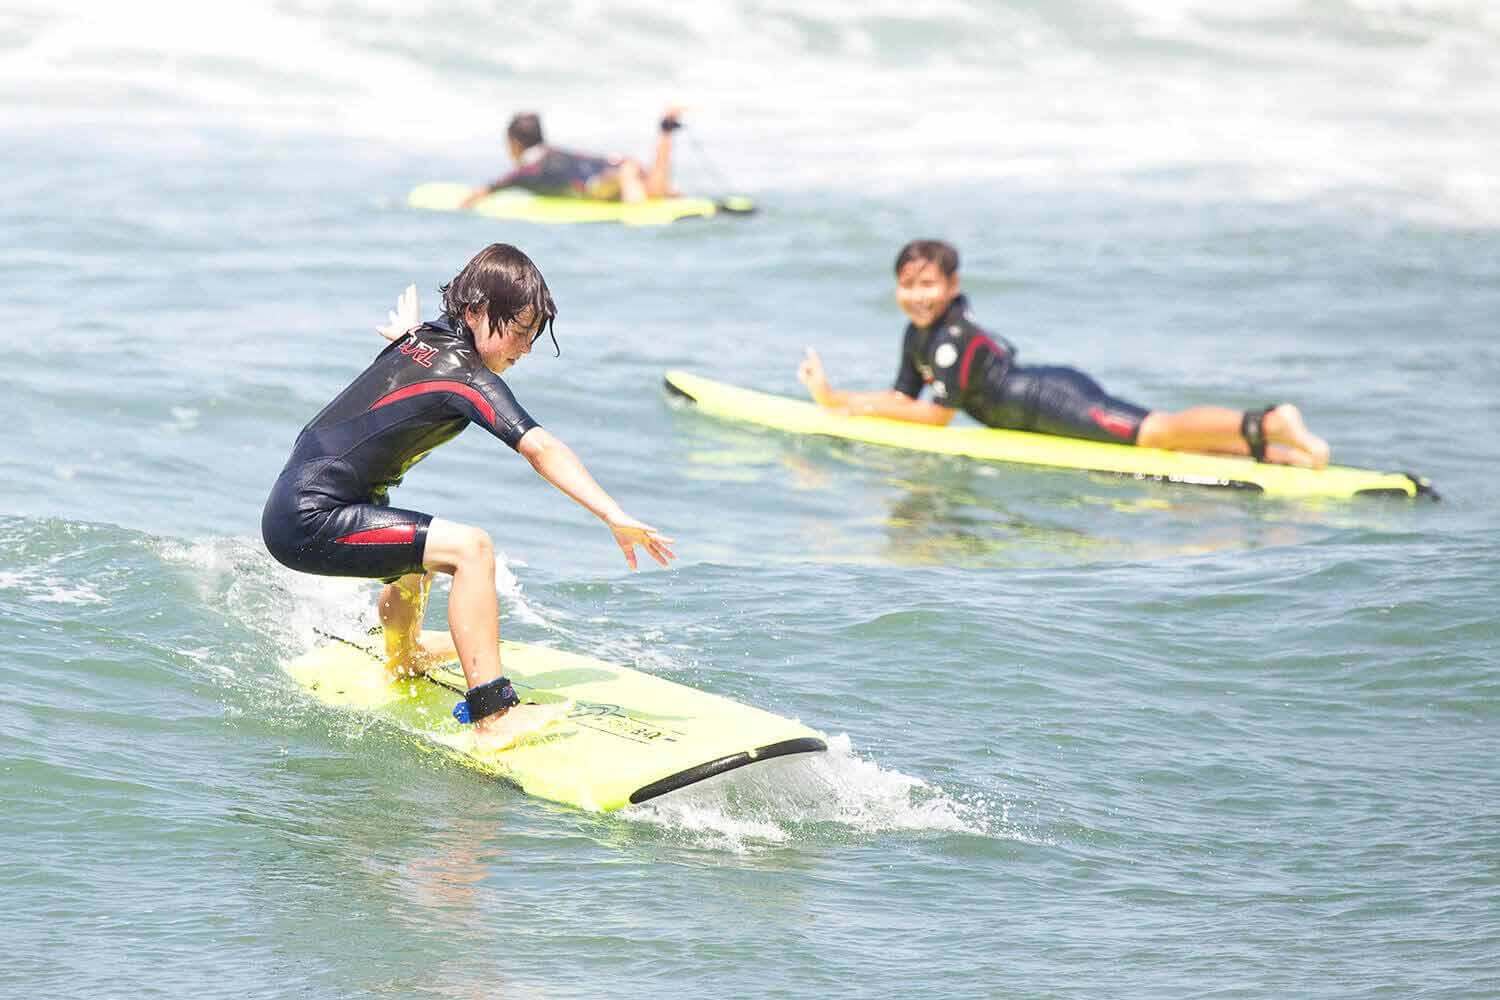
336,524,417,545
1088,407,1137,440
959,335,1005,391
369,380,497,427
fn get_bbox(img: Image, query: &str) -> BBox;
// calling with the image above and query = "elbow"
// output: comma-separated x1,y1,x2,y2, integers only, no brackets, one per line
517,427,552,466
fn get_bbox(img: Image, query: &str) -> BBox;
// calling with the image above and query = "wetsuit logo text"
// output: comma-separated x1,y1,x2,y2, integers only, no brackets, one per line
398,337,438,368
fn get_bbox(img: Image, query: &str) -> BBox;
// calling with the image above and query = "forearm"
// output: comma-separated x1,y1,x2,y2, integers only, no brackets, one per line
810,384,888,409
462,175,513,206
818,388,955,425
522,430,623,521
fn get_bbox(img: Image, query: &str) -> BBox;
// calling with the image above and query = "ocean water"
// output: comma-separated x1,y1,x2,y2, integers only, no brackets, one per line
3,1,1499,997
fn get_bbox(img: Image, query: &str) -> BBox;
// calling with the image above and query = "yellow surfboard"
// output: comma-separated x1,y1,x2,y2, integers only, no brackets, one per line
283,631,825,812
664,370,1437,501
407,182,755,227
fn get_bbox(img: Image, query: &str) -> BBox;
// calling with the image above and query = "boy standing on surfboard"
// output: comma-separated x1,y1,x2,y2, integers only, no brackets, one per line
458,109,685,208
262,243,674,751
796,239,1331,468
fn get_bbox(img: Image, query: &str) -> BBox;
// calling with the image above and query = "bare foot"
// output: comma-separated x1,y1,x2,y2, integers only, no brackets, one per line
385,635,460,680
1264,404,1330,469
472,700,574,752
1264,443,1320,468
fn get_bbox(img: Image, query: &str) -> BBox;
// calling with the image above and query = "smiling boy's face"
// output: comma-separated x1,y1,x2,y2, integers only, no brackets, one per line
895,258,961,329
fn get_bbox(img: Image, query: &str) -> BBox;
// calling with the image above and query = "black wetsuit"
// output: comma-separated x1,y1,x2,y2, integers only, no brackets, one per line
894,296,1150,444
486,145,623,199
262,317,537,581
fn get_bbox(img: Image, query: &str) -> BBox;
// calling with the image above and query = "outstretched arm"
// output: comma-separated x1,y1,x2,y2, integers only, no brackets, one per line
797,347,957,426
376,283,422,342
516,427,676,570
460,165,527,208
458,185,494,209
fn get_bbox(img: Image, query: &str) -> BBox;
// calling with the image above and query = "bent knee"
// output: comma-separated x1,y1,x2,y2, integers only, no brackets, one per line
454,527,495,569
424,519,499,574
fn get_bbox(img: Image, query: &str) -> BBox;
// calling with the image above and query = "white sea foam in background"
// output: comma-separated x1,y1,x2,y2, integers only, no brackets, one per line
5,0,1499,223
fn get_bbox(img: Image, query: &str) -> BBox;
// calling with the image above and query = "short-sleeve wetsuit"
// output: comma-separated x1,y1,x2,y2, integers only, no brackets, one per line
894,295,1150,444
261,316,538,581
485,145,625,200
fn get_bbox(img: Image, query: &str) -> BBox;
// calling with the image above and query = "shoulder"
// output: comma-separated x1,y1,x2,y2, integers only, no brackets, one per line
394,320,482,377
943,297,988,337
945,300,1011,351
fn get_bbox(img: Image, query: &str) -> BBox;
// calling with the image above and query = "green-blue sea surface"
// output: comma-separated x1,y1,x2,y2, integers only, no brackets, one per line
3,3,1497,997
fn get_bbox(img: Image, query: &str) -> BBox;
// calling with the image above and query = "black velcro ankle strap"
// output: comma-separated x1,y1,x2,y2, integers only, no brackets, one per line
465,677,520,723
1240,407,1271,462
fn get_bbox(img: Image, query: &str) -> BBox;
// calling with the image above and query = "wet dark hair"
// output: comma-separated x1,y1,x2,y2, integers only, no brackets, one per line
894,239,960,277
507,113,544,151
440,243,559,356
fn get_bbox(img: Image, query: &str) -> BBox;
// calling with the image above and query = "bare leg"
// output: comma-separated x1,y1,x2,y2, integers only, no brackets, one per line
1264,403,1330,468
644,129,676,199
422,519,569,751
1137,405,1329,468
616,160,648,203
379,571,436,678
1138,406,1249,454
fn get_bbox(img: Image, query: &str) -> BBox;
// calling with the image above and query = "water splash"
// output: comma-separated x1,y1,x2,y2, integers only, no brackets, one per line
620,733,1016,852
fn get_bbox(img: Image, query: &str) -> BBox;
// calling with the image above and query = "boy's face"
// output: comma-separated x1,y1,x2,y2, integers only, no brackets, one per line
468,305,541,375
895,259,961,329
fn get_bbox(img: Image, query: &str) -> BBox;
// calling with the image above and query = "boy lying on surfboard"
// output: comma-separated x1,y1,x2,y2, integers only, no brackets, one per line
459,108,685,208
263,243,674,752
797,239,1330,468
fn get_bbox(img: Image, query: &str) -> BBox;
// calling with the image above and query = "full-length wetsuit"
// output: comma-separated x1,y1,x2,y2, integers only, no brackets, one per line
484,145,624,199
262,317,537,581
894,295,1149,444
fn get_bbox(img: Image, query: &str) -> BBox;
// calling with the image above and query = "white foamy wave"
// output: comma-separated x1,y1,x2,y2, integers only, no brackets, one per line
156,535,377,661
154,536,555,667
8,0,1500,224
0,567,107,605
493,553,549,628
622,733,1001,852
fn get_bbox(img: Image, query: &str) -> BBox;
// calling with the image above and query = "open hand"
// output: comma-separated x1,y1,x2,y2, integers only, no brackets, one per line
797,346,830,402
605,512,677,570
376,283,422,342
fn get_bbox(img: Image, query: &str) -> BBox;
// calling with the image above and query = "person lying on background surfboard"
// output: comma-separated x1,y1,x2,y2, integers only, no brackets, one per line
458,108,686,208
796,239,1331,468
262,243,675,751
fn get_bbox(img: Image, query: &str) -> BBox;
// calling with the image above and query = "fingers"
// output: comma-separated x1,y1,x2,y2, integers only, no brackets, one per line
612,524,677,570
644,534,676,566
377,283,422,341
797,350,819,385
